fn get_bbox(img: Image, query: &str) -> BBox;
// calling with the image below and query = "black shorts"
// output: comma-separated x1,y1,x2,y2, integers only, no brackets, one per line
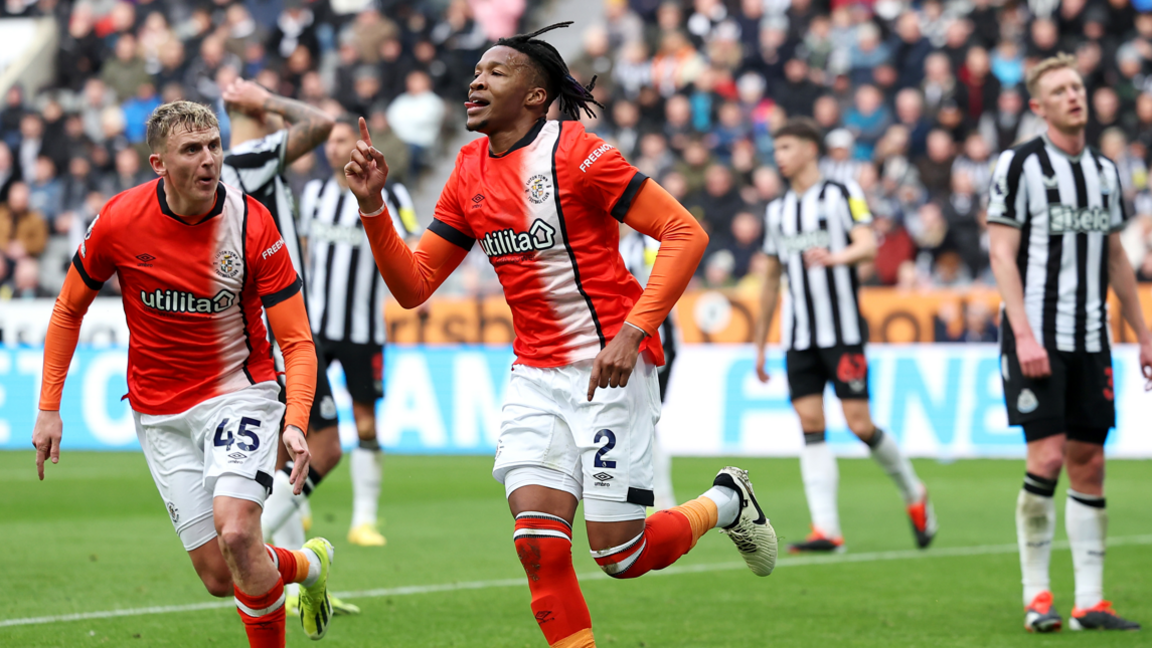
1000,327,1114,444
320,337,384,404
785,345,870,401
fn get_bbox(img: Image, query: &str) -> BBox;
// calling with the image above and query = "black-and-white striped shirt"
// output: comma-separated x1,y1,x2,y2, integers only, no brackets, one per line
763,178,873,351
222,131,305,277
300,177,420,345
987,134,1128,353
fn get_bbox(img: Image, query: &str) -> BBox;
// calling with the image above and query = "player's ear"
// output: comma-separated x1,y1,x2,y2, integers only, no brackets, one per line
148,152,166,177
1028,97,1042,118
525,85,548,112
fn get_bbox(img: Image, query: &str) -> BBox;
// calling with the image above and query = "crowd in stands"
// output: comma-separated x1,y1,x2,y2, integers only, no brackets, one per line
574,0,1152,301
0,0,528,299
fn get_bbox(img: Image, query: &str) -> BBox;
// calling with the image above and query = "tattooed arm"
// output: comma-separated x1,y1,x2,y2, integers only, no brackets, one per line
222,79,334,165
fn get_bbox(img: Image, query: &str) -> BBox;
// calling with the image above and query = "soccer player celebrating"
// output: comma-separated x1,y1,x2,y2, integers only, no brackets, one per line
31,101,336,645
221,79,360,616
753,118,937,553
987,53,1151,632
345,22,777,648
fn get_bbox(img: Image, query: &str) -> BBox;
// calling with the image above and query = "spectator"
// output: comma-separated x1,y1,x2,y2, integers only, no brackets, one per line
916,129,957,199
1086,87,1126,148
820,129,866,185
952,133,994,199
812,94,842,132
100,33,151,103
940,171,986,279
17,113,43,182
939,19,974,74
56,2,105,92
28,155,63,225
185,35,242,104
709,101,748,163
1,257,48,299
609,99,642,158
774,57,821,120
745,166,782,213
0,85,26,147
122,82,162,144
872,213,917,286
726,210,764,278
634,132,675,180
990,40,1024,89
0,142,16,203
366,107,412,186
1100,128,1148,217
849,22,890,87
844,84,891,161
100,147,150,198
921,52,968,117
959,46,1001,125
269,1,319,64
676,138,715,198
613,41,653,101
386,70,447,177
685,163,746,236
80,79,117,145
58,156,99,225
663,93,696,152
154,40,188,91
978,87,1034,152
0,182,48,260
651,31,705,97
571,25,616,98
890,11,933,91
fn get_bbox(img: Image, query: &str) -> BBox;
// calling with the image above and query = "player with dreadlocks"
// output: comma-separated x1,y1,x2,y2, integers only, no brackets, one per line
344,23,778,646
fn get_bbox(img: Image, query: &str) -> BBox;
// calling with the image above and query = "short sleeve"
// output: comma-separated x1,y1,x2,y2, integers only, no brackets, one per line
987,149,1027,228
73,212,116,289
842,180,873,228
223,130,287,193
762,201,780,257
428,160,475,250
247,197,300,307
567,128,648,222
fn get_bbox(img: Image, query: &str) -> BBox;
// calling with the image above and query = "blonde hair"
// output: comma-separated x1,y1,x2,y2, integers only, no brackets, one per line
145,101,219,153
1025,53,1078,99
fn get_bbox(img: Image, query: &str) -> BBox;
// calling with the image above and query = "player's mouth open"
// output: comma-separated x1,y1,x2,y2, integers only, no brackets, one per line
465,97,490,112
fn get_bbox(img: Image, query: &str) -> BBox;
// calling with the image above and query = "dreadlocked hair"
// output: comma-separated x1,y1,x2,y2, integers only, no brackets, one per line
495,21,605,121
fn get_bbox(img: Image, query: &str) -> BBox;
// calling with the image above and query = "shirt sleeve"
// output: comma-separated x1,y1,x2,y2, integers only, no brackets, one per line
247,197,301,306
1107,161,1129,233
842,180,873,228
762,201,779,257
987,149,1028,228
427,160,476,250
223,130,288,193
73,211,116,289
567,127,648,222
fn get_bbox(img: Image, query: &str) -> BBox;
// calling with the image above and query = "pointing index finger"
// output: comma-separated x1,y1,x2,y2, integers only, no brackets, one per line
359,116,372,147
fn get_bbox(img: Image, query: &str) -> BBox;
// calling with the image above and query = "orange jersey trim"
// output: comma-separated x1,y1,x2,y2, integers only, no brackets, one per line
265,291,316,434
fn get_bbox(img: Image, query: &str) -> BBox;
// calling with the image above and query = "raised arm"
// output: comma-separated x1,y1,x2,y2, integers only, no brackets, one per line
34,265,100,479
345,117,468,307
223,79,334,165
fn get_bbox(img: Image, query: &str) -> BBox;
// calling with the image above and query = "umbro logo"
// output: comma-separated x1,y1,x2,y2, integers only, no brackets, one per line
1041,175,1060,189
472,194,485,209
136,253,156,267
227,452,247,461
592,472,613,482
534,611,553,624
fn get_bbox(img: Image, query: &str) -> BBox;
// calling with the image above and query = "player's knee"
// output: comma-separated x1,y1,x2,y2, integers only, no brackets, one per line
200,571,233,598
1068,448,1105,483
216,523,260,557
846,417,874,438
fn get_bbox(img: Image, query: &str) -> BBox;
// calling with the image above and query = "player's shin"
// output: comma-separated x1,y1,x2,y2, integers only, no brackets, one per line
591,496,721,579
864,428,921,505
235,577,287,647
351,438,383,528
513,513,594,648
1065,490,1107,610
800,431,842,538
1017,473,1058,605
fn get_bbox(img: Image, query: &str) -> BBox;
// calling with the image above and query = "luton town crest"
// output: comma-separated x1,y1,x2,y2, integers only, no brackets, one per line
215,249,242,279
525,174,552,205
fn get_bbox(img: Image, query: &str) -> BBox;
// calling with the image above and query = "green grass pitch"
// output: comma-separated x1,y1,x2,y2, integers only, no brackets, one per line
1,452,1149,647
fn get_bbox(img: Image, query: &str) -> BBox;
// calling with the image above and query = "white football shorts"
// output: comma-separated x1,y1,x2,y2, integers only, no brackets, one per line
133,381,284,551
493,356,661,521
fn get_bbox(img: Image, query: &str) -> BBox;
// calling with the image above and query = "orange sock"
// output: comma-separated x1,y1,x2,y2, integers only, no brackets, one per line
234,578,286,648
591,498,717,579
265,545,310,584
513,512,595,648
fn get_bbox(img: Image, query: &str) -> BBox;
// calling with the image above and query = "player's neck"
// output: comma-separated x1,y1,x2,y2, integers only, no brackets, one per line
789,163,822,195
1044,125,1086,158
487,114,545,156
162,179,217,224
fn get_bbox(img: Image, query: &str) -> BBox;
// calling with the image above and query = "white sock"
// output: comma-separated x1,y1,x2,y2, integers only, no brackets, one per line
301,547,322,587
800,432,841,538
1066,490,1107,610
272,507,306,550
261,470,304,537
865,429,922,505
651,429,676,510
702,485,740,528
285,582,300,599
351,445,383,528
1017,473,1058,606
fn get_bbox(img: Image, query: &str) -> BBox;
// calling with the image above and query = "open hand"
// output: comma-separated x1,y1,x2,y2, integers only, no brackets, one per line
345,116,389,214
32,410,63,480
221,79,271,117
281,425,311,496
803,248,834,268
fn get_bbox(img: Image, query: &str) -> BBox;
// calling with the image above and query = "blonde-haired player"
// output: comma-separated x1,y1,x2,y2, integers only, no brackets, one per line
32,101,338,645
988,53,1150,632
